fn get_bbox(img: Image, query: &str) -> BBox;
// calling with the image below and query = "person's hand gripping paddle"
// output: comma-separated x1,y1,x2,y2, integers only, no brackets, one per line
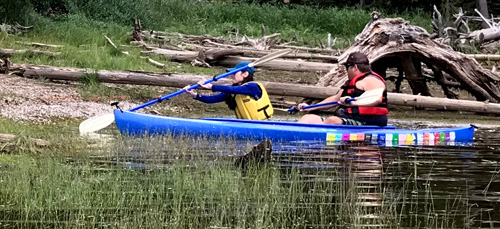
287,88,385,114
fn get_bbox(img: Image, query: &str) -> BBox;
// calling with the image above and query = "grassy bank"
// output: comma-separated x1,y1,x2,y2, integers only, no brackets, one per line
0,2,491,228
0,134,473,228
1,1,431,73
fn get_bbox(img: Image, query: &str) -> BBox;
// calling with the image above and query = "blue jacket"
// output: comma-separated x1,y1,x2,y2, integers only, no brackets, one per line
195,82,262,103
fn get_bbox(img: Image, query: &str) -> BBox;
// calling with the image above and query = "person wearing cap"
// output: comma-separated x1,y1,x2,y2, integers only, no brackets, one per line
183,61,274,120
297,52,388,126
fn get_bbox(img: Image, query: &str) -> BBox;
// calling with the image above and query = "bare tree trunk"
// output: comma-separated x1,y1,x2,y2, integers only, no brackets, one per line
477,0,490,29
399,55,432,96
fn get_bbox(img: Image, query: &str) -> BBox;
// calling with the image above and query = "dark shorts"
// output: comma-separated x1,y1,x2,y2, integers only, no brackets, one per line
333,108,388,126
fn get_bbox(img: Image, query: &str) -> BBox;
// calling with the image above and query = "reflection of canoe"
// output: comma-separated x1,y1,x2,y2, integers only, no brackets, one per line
114,110,475,146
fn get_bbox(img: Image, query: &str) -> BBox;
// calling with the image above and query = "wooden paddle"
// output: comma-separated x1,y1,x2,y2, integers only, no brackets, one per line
287,88,385,114
79,49,292,134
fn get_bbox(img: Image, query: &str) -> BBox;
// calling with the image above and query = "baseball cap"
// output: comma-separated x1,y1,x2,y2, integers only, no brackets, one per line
344,52,370,66
226,61,255,74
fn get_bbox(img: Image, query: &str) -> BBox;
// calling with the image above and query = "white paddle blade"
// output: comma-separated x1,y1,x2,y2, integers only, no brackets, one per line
354,88,385,105
79,113,115,133
249,49,292,67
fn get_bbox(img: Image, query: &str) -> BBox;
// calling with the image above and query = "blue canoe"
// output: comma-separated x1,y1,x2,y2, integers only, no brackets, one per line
114,110,475,146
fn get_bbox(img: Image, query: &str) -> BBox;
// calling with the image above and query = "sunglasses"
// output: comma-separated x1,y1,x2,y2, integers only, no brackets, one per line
344,63,355,69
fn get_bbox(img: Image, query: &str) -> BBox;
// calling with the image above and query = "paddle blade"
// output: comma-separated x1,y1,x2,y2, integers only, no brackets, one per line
79,113,115,133
352,88,385,105
249,49,292,67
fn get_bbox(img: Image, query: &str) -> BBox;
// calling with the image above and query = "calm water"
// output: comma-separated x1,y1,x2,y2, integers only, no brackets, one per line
268,126,500,228
82,124,499,228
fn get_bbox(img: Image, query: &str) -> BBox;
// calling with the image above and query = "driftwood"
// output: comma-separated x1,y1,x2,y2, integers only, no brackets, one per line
0,48,59,73
466,54,500,61
468,27,500,44
182,43,339,63
15,41,63,49
132,18,142,42
0,133,50,147
236,32,281,50
104,35,129,55
319,12,500,103
0,23,33,35
142,30,227,45
432,6,500,49
9,64,500,115
137,26,343,55
0,48,60,58
141,47,335,72
140,56,165,68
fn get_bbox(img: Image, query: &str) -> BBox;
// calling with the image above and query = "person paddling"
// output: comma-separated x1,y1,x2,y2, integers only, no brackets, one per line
297,52,388,126
184,61,273,120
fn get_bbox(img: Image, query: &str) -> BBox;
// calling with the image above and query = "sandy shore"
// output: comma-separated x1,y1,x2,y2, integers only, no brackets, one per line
0,74,137,122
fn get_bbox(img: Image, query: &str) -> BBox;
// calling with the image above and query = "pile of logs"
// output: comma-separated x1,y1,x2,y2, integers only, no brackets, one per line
432,5,500,52
130,13,500,104
2,14,500,115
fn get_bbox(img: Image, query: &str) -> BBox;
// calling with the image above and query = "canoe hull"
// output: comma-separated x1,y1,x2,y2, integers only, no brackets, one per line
114,110,475,146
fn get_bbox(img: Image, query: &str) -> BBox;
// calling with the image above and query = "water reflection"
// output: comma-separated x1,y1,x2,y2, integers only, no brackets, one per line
273,142,388,227
100,126,500,228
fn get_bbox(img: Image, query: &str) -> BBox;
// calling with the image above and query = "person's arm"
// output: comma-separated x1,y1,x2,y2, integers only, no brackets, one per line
298,89,343,111
211,83,262,99
183,80,228,104
195,92,227,104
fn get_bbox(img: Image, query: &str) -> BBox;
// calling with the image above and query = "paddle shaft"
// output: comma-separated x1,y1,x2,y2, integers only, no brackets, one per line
129,65,250,112
288,98,355,113
303,98,356,110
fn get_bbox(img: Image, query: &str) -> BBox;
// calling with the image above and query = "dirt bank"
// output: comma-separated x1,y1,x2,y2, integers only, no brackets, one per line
0,74,137,122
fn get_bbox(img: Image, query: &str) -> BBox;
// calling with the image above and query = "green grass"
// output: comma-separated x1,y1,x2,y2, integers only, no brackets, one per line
0,2,489,227
0,133,476,228
1,1,433,73
0,117,91,156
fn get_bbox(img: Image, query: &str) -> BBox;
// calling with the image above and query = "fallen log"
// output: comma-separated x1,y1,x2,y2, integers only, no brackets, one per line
146,42,499,64
0,133,50,147
272,44,342,55
386,93,500,114
142,48,335,72
468,27,500,44
466,54,500,61
180,44,339,62
14,64,337,98
0,48,60,57
11,64,500,115
15,41,63,49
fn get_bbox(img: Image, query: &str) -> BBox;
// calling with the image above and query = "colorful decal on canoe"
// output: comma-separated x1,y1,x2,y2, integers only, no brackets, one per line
327,131,459,146
326,133,365,142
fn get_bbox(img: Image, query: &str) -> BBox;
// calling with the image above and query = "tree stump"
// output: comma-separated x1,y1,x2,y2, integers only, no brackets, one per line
318,12,500,103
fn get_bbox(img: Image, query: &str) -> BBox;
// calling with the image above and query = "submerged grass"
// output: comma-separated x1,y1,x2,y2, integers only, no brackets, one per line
0,131,476,228
0,118,92,157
